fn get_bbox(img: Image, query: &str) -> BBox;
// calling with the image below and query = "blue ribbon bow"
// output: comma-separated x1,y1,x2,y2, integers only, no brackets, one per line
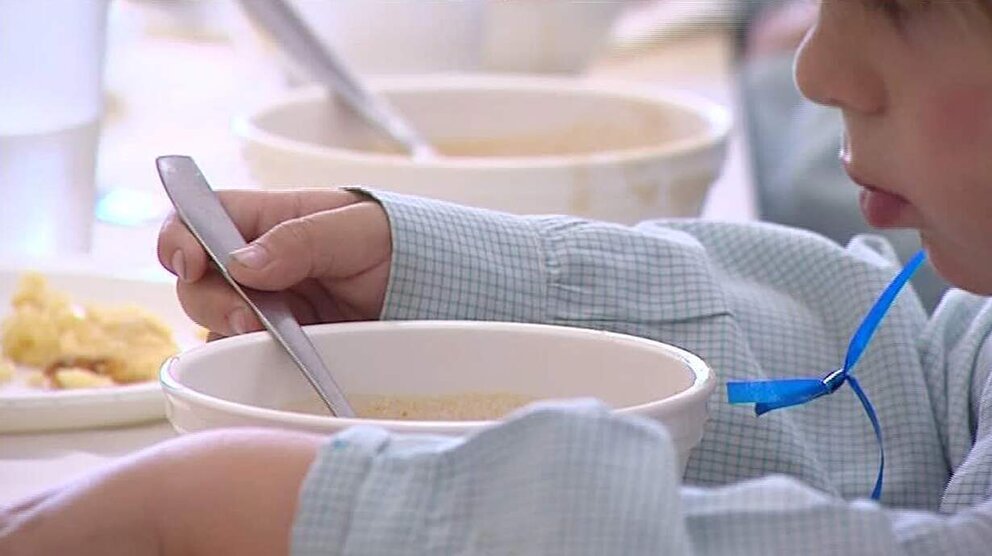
727,250,927,500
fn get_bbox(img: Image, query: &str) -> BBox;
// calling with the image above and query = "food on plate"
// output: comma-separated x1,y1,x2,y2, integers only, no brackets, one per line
1,272,178,389
287,392,539,421
0,358,12,384
51,367,115,389
25,371,47,388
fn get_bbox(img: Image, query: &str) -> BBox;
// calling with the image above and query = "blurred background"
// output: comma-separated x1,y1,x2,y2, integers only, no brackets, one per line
0,0,944,309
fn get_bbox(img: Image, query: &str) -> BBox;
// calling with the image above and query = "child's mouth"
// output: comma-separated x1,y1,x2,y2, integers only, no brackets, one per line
859,185,910,228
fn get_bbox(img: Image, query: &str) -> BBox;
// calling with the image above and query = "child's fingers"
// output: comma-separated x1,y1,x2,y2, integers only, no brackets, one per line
157,211,209,283
157,189,367,284
176,272,320,336
176,273,264,336
227,201,390,292
206,331,226,343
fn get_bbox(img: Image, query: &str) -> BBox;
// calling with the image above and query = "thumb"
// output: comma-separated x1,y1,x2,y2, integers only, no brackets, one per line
225,202,389,291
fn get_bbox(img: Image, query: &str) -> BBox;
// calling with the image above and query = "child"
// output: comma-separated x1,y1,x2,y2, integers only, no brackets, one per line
3,1,992,554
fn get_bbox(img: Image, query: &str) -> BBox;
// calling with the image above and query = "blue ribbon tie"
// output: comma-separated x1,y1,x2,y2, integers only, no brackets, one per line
726,250,926,500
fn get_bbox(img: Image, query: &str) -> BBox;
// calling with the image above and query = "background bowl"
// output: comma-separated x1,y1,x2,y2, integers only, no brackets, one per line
262,0,486,78
481,0,625,74
230,0,625,79
234,75,730,224
162,321,716,473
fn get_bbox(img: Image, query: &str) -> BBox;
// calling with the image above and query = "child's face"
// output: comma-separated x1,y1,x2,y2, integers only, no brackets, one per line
795,0,992,294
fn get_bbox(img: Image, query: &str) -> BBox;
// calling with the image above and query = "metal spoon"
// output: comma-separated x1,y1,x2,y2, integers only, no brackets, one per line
236,0,437,159
156,155,356,418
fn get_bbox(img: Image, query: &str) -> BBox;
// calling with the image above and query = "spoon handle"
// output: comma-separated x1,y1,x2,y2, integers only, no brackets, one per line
157,155,356,418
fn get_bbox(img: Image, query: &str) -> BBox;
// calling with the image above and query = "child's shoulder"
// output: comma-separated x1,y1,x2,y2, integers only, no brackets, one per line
927,288,992,341
637,220,908,294
641,219,895,266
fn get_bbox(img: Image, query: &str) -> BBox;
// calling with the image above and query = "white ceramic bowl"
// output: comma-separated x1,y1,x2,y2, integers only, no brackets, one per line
482,0,624,74
233,75,731,224
161,321,716,473
232,0,623,78
238,0,486,79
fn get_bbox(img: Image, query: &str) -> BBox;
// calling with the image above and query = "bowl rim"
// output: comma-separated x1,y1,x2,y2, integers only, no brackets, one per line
232,74,732,170
160,320,717,434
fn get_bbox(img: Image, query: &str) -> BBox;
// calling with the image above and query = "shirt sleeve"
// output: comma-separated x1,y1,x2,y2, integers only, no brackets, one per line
362,189,944,502
682,351,992,556
368,189,729,326
292,400,992,556
292,401,694,556
289,190,992,555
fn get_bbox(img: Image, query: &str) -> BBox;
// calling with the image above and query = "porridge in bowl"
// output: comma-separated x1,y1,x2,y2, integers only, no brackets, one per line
361,122,676,159
286,392,539,421
235,75,731,224
162,321,716,472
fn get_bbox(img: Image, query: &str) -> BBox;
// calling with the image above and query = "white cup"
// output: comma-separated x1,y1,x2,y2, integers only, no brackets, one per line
0,0,109,256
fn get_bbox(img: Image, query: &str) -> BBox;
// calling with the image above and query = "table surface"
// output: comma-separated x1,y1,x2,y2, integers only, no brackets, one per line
0,2,753,505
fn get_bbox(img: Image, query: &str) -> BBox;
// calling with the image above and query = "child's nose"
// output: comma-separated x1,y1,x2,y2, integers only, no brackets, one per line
794,24,886,116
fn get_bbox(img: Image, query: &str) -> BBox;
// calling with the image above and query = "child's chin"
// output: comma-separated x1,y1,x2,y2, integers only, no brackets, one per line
923,244,992,296
954,273,992,296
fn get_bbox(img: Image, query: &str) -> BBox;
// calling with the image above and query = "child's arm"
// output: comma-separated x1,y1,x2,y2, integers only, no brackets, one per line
370,189,734,327
0,429,321,556
299,388,992,555
5,396,992,556
144,188,991,554
0,402,695,556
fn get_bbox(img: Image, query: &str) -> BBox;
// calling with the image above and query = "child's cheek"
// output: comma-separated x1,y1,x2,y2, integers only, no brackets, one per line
919,85,992,160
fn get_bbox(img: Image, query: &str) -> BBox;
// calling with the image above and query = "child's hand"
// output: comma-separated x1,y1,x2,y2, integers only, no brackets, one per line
158,189,392,337
0,429,321,556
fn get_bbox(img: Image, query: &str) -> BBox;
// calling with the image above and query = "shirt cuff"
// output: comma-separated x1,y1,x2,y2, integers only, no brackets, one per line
357,188,550,323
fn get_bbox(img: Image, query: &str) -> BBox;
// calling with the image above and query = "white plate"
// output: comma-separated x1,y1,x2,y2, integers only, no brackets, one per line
0,262,201,432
